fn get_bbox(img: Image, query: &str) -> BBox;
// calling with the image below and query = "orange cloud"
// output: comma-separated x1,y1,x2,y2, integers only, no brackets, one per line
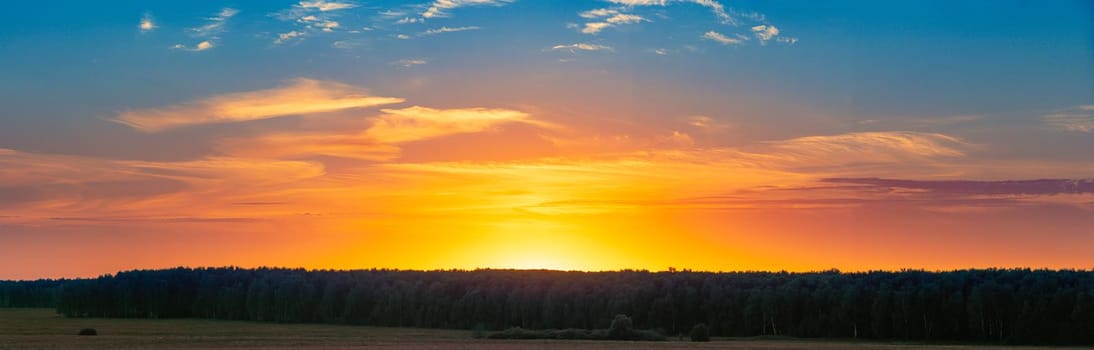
113,79,405,132
364,106,543,143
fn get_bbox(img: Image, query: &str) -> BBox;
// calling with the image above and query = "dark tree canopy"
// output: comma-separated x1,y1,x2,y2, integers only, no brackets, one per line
3,268,1093,345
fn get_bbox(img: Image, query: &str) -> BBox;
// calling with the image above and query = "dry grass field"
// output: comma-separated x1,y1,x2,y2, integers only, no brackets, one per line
0,308,1084,349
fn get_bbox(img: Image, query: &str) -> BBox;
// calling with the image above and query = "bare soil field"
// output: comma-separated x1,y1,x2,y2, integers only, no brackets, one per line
0,309,1084,349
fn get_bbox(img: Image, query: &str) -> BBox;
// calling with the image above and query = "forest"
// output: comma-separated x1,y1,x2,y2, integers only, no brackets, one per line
1,268,1092,345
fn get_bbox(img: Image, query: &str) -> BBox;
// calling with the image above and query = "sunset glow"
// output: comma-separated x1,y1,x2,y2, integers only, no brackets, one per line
0,1,1091,279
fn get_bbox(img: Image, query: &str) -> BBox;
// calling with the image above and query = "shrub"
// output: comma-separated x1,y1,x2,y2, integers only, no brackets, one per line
609,314,633,340
690,323,710,342
77,328,97,336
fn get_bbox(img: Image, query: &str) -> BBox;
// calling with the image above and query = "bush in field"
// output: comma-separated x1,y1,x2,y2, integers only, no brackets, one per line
690,323,710,342
77,328,97,336
609,314,633,340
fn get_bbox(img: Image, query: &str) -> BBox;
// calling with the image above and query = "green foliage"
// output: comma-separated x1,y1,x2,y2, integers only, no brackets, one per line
690,323,710,342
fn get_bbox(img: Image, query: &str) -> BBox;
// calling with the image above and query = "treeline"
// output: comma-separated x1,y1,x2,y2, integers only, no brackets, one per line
0,280,63,308
2,268,1093,344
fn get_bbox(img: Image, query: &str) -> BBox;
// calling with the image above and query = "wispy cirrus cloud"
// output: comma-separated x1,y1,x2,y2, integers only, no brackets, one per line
764,131,967,160
1043,105,1094,133
364,106,537,144
751,24,796,45
822,178,1094,196
217,105,546,161
422,0,516,19
392,58,428,67
218,133,403,161
191,8,239,37
0,148,324,216
702,31,744,45
298,0,356,12
113,79,405,132
549,43,614,53
579,8,646,34
273,1,356,44
173,8,237,51
419,26,481,36
606,0,732,24
686,115,733,132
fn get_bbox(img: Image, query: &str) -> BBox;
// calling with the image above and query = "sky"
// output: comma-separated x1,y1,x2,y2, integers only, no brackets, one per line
0,0,1092,279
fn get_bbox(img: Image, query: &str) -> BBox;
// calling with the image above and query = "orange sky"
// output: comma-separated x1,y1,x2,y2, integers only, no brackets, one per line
1,78,1092,279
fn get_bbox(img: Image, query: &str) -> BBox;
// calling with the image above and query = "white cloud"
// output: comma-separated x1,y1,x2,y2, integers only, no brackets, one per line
298,0,357,12
422,0,516,19
605,0,732,24
171,41,215,52
396,17,422,24
606,0,667,5
550,43,614,52
580,8,619,18
273,1,355,43
275,31,303,45
751,24,778,44
582,22,612,34
393,59,427,67
579,9,645,34
139,14,156,32
702,31,741,45
319,20,340,32
396,34,411,39
420,26,481,36
606,13,645,24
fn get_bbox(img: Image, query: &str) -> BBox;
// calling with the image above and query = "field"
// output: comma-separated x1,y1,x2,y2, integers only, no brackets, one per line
0,309,1082,349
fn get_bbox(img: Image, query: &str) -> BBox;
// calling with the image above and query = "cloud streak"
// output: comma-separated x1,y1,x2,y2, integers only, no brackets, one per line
1043,105,1094,133
419,26,481,36
364,106,535,144
113,79,405,132
422,0,515,19
703,31,742,45
273,1,356,44
550,43,614,52
172,8,237,51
